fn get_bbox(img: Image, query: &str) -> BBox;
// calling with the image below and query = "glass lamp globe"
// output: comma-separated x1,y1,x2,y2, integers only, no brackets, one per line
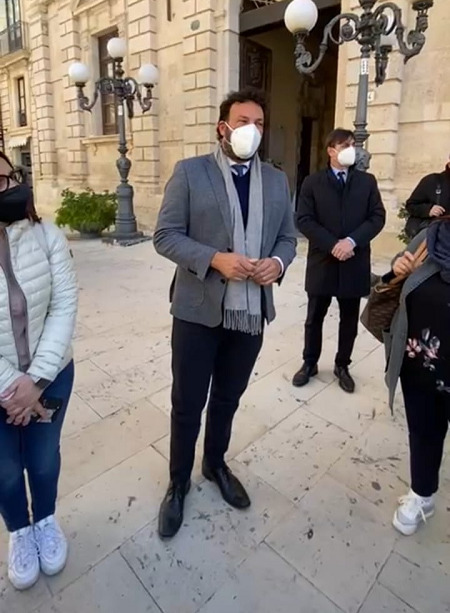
68,62,90,85
138,63,159,86
107,37,127,59
284,0,319,34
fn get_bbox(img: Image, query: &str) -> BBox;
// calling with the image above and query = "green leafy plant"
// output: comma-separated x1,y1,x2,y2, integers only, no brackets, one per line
397,202,409,245
56,188,117,236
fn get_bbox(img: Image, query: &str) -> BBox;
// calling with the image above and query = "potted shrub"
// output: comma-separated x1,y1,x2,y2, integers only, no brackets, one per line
55,188,117,238
397,203,409,245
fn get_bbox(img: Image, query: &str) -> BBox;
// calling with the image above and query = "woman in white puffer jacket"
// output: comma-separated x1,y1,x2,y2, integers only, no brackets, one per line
0,152,78,591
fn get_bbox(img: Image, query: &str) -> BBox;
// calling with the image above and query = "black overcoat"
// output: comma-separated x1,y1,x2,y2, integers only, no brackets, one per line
297,167,386,298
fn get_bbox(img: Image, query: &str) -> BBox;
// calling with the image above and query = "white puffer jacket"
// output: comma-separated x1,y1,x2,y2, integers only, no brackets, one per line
0,219,78,394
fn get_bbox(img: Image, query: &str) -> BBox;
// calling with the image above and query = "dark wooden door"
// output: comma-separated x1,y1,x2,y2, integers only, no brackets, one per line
239,38,272,161
295,116,314,210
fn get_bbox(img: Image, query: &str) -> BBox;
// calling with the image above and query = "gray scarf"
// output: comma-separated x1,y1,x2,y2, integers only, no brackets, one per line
214,145,264,335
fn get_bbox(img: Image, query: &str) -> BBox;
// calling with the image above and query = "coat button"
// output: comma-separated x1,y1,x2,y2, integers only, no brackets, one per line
220,279,226,284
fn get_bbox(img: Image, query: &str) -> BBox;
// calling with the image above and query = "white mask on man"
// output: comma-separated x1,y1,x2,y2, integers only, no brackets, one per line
226,123,262,160
337,146,356,168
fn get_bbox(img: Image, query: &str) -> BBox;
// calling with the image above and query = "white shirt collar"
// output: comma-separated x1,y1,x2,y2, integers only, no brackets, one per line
330,165,347,177
227,158,251,170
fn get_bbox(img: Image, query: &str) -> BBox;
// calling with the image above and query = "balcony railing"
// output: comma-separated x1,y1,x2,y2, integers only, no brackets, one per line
0,22,28,58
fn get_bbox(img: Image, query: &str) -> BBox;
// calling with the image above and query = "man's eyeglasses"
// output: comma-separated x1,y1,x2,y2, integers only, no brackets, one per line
0,170,25,193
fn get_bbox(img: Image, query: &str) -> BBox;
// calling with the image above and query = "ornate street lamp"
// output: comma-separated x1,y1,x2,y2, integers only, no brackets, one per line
68,38,159,244
284,0,434,170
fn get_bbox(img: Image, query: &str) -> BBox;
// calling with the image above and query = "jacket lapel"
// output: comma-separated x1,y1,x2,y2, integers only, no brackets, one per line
204,154,233,241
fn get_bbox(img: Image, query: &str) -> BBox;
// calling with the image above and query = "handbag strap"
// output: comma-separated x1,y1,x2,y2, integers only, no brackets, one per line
390,240,427,286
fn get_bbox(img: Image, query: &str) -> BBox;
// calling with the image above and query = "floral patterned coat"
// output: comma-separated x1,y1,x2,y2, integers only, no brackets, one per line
384,229,441,409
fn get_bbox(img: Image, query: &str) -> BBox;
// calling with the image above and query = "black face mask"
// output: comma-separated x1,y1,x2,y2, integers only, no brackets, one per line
0,184,31,223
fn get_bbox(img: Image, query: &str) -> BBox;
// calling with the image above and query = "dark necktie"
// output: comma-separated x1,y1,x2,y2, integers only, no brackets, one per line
337,171,346,189
232,164,247,177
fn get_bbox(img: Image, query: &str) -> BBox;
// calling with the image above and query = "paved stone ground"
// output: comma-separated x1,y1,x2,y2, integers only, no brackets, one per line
0,239,449,613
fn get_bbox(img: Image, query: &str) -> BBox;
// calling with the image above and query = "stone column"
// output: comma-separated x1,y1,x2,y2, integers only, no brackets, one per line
27,0,57,180
127,0,159,192
215,0,240,104
58,6,88,185
0,72,11,148
182,0,218,157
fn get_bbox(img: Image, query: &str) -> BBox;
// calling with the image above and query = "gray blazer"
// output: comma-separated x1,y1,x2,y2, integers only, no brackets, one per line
385,229,440,408
153,153,297,328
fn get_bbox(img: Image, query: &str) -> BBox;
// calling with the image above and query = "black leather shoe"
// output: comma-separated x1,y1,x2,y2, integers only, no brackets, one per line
292,363,318,387
202,460,250,509
158,480,191,539
334,365,355,394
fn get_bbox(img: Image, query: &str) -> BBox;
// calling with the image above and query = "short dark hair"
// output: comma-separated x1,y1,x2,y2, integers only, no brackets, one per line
0,151,40,223
217,87,266,140
326,128,355,149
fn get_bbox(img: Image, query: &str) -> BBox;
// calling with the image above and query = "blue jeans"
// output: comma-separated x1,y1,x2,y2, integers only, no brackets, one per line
0,362,74,532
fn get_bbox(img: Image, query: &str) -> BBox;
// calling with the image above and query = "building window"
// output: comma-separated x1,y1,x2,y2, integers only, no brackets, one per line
17,77,26,127
0,0,23,55
98,30,118,135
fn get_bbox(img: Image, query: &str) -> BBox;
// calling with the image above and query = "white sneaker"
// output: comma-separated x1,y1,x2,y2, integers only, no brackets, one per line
8,526,40,590
34,515,68,576
393,490,435,536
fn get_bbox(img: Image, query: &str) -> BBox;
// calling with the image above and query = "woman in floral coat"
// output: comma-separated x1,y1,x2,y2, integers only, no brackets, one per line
385,218,450,536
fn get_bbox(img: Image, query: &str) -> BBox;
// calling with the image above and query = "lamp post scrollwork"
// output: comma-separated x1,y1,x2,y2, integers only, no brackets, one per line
285,0,434,171
68,37,159,244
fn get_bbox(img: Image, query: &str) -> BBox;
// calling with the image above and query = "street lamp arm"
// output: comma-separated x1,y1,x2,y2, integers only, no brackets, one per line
294,12,360,75
122,77,155,115
75,77,116,112
373,1,431,62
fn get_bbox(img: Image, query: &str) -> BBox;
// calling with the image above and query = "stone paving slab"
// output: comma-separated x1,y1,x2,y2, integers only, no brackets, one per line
34,551,160,613
197,543,343,613
266,475,397,613
378,552,450,613
359,583,418,613
237,407,349,502
120,461,295,613
0,240,448,613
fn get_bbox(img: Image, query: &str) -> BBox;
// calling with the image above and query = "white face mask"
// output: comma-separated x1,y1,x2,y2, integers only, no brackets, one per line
226,123,262,160
337,146,356,168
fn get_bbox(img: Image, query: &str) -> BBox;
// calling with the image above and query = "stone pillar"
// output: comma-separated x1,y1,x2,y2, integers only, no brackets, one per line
182,0,218,157
27,0,57,180
127,0,159,192
215,0,240,104
0,71,11,147
59,7,88,185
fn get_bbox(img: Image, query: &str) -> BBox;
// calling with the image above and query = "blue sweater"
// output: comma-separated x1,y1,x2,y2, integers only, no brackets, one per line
232,171,251,228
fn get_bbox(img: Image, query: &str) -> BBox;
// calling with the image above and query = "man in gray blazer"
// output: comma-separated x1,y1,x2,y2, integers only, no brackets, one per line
153,88,297,538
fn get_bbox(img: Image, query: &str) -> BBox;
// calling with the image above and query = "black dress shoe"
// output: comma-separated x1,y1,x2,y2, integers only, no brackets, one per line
202,460,251,509
334,365,355,394
158,480,191,538
292,363,318,387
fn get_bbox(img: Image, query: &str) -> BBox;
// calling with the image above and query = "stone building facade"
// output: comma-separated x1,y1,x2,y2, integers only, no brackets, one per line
0,0,449,243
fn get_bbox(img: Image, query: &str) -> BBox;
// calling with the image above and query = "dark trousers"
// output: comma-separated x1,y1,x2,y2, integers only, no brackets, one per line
0,362,74,532
401,371,450,497
170,318,263,484
303,295,361,367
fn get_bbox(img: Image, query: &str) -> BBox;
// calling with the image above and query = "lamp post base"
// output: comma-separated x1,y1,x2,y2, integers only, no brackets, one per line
102,231,152,247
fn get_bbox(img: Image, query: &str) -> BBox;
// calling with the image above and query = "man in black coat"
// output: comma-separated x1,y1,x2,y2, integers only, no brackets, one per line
404,155,450,239
293,128,386,393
